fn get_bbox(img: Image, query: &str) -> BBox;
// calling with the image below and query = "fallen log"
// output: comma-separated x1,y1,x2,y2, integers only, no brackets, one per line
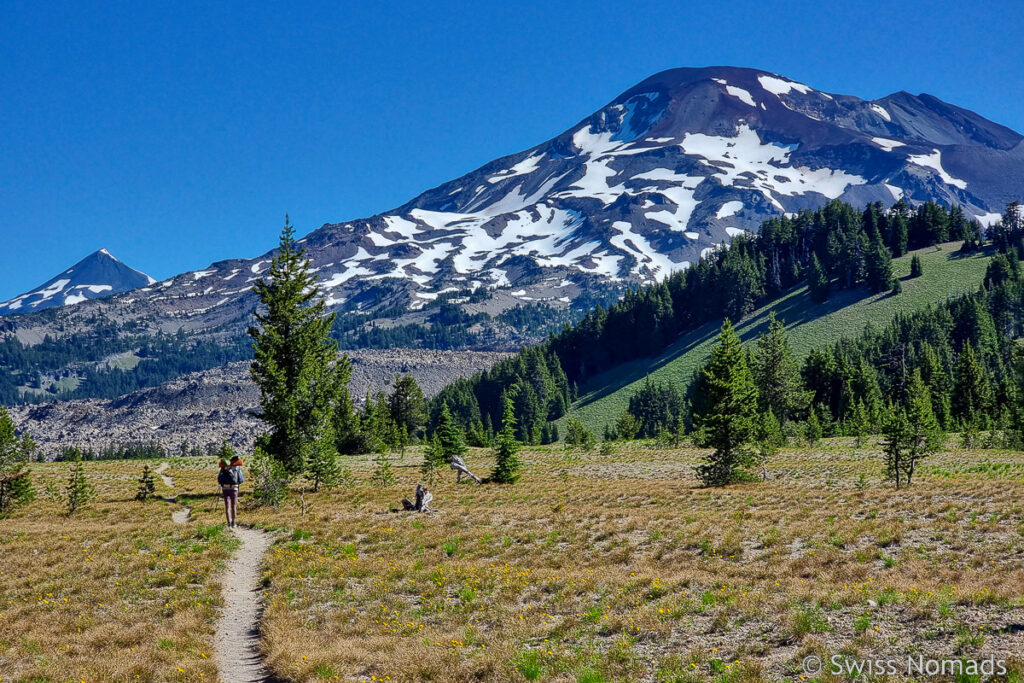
450,455,481,483
401,483,433,512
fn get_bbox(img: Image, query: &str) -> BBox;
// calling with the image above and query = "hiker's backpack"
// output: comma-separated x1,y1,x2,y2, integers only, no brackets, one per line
233,466,244,484
218,468,240,487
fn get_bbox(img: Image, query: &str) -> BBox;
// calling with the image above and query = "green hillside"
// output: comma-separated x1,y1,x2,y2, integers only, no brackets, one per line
570,241,996,431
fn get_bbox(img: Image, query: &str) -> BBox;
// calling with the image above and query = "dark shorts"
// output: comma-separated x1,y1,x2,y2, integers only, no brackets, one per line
221,487,238,503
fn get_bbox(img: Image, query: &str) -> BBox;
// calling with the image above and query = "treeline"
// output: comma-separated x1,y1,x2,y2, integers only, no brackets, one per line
797,251,1023,436
0,326,252,405
433,199,991,439
431,344,570,445
551,199,982,389
608,212,1024,451
56,441,173,461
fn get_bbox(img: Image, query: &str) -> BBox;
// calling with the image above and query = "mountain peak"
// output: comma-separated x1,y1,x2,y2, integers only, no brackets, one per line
4,67,1022,337
0,249,154,315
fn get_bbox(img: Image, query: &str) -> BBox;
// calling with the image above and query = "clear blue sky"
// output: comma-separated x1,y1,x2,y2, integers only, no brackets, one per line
2,0,1022,298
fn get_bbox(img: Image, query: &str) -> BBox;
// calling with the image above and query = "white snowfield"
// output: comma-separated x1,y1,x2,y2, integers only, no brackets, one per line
680,125,867,210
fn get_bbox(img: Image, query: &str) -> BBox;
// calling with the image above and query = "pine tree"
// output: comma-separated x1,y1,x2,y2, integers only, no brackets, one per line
849,399,870,447
864,236,894,292
903,370,945,485
883,373,944,488
491,397,523,484
64,455,94,515
804,409,823,445
250,445,290,508
952,340,992,424
693,320,758,486
421,434,445,483
614,409,640,441
882,405,911,488
909,254,923,278
306,426,342,491
751,313,810,423
0,406,35,515
889,210,909,257
248,217,347,476
564,415,596,451
333,387,363,454
370,450,395,487
363,391,400,454
389,374,426,452
807,253,830,303
135,464,156,502
891,277,902,295
433,403,466,460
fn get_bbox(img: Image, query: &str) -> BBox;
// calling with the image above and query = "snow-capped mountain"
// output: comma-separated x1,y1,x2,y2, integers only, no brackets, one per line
0,249,155,315
6,67,1024,331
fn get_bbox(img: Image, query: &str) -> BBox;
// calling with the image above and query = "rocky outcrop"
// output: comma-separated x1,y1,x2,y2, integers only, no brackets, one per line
10,349,509,458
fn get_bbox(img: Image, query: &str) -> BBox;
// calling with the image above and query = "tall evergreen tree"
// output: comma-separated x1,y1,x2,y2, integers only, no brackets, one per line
430,403,466,470
491,396,523,484
693,320,759,486
889,209,909,256
0,406,35,515
807,253,831,303
333,387,363,454
864,236,894,292
388,374,426,449
752,313,810,423
952,340,992,424
248,218,347,476
884,371,944,487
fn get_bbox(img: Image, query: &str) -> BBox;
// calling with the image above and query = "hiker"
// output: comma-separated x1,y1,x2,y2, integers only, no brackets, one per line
218,457,244,527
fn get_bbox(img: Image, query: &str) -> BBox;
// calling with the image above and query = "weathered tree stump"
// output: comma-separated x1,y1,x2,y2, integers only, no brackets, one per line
450,455,481,484
401,483,433,512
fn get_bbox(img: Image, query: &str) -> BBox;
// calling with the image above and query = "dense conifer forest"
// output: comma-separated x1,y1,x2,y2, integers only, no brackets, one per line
430,200,1024,445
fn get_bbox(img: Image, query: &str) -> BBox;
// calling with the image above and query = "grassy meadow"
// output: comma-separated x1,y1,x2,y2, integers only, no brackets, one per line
3,440,1024,681
570,242,995,432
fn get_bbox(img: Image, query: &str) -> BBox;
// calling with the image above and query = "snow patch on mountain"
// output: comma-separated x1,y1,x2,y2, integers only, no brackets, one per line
872,137,905,152
870,103,892,122
908,149,968,189
680,125,867,209
716,201,745,219
757,75,812,96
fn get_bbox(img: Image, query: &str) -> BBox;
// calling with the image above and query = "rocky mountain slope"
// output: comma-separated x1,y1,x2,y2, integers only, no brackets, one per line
10,348,509,457
0,249,154,315
7,67,1021,339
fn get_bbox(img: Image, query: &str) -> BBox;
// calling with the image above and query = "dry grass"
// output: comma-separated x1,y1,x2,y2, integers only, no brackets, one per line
3,442,1024,682
0,459,235,681
241,442,1024,682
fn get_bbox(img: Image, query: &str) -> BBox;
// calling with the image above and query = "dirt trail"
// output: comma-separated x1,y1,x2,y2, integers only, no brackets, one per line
156,462,192,524
214,526,275,683
154,461,175,488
